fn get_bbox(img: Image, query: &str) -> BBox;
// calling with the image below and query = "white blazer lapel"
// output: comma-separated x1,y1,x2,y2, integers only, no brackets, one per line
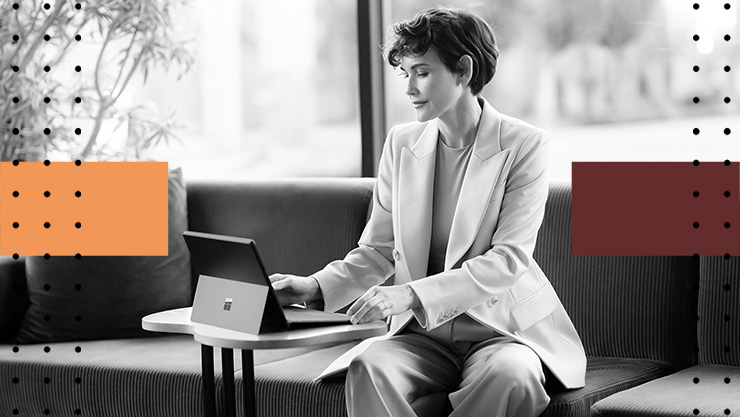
397,121,438,282
445,100,509,270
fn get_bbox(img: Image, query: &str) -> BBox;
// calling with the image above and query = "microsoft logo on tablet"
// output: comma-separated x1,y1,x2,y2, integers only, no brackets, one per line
223,297,233,311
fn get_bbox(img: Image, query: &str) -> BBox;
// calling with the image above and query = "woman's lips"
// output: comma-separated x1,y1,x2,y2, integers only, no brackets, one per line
412,101,427,108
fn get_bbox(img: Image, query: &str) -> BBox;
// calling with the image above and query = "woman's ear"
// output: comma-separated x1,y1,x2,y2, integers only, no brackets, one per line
457,55,474,88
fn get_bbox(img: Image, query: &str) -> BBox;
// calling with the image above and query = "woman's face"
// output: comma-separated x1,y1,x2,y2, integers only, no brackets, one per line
399,48,466,123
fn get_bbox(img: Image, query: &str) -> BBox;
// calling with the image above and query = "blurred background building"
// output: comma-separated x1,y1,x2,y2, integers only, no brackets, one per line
127,0,738,182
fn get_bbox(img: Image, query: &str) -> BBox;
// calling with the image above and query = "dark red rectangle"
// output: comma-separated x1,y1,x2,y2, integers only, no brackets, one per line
572,162,739,256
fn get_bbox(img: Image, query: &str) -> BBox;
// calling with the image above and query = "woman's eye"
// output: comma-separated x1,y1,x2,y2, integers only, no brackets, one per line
417,72,428,77
399,71,409,79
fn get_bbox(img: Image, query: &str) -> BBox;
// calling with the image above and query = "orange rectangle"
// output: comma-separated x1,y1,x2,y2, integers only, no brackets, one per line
0,161,168,256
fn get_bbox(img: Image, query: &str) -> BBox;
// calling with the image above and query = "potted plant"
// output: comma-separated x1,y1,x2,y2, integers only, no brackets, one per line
0,0,195,162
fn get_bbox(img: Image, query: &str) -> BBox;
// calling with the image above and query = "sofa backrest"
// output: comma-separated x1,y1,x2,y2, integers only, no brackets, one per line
534,182,700,370
185,178,375,290
698,256,740,366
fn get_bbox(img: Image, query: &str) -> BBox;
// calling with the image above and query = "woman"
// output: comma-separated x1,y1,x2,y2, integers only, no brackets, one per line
270,7,586,417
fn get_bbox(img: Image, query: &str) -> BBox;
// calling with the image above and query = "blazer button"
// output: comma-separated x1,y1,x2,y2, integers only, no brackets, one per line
392,249,400,261
487,296,499,307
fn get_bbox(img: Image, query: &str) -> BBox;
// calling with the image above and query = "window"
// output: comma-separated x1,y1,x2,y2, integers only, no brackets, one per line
138,0,362,180
384,0,738,182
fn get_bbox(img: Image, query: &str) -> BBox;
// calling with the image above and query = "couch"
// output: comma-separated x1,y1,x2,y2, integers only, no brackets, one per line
1,178,738,417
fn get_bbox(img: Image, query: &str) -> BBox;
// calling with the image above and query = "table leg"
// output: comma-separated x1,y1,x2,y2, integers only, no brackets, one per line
201,345,216,417
241,350,256,417
222,348,236,417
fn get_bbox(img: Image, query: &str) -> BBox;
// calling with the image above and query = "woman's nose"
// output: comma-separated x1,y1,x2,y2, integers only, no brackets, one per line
405,78,417,96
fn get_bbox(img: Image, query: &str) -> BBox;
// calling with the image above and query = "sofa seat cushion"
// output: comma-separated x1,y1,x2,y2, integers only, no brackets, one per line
541,356,675,417
591,365,740,416
0,335,339,417
249,342,355,417
235,346,676,417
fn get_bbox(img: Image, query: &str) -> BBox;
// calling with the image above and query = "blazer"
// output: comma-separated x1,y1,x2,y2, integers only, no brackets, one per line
313,98,587,389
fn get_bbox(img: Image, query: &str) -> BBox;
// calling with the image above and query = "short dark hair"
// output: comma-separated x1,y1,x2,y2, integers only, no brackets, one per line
385,7,499,96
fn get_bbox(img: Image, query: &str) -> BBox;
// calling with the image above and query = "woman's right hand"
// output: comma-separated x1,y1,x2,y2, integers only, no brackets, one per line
269,273,322,306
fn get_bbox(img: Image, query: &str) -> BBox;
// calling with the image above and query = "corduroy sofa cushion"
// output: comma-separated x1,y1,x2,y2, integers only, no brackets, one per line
698,256,740,366
0,335,340,417
533,182,700,369
185,179,375,280
591,365,740,416
541,357,674,417
249,343,355,417
223,346,675,417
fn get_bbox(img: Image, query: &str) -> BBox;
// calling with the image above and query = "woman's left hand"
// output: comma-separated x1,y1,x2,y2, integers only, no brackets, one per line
347,284,421,324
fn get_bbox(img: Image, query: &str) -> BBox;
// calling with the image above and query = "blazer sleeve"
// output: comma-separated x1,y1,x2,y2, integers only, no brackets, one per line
408,129,550,330
311,127,397,313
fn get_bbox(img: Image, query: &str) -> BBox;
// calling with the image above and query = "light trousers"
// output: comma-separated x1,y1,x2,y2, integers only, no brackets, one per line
345,322,550,417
